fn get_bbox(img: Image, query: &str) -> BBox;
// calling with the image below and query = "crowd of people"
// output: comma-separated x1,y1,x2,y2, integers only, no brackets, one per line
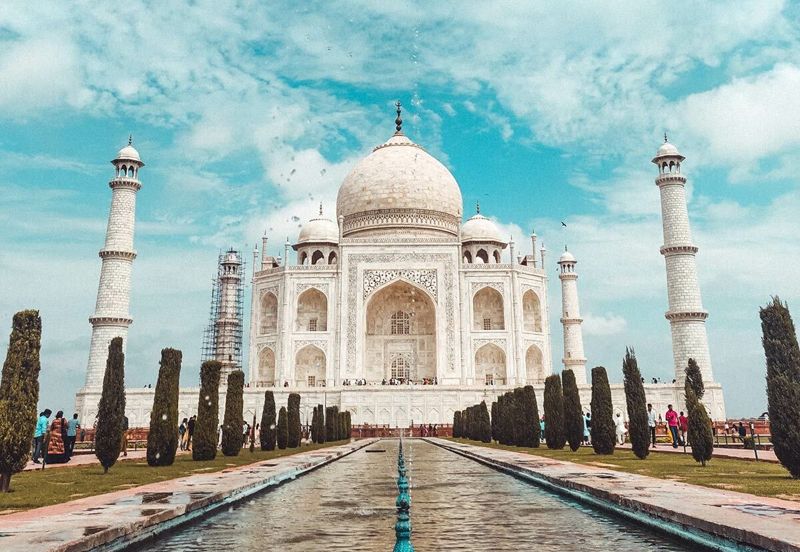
31,409,83,464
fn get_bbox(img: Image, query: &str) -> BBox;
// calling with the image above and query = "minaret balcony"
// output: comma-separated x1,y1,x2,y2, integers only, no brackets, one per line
99,249,137,260
108,178,142,191
665,310,708,321
560,317,583,324
659,244,698,256
89,315,133,326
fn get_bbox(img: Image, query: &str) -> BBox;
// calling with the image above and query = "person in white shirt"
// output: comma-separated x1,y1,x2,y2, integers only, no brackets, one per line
615,413,626,445
647,403,658,447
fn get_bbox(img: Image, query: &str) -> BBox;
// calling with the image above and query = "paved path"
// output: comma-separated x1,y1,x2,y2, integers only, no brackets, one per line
0,439,376,552
430,438,800,552
23,450,149,471
616,442,780,463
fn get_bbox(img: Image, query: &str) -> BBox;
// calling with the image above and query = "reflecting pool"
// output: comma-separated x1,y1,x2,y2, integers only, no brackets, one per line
146,440,693,551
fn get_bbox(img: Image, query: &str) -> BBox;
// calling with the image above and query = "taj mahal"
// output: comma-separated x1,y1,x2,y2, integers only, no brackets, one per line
74,105,726,428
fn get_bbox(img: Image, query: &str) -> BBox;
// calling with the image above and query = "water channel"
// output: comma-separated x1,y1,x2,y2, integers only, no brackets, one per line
148,440,693,551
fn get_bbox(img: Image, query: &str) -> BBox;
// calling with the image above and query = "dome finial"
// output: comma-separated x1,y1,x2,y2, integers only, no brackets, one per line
395,100,403,134
475,200,480,214
664,132,668,143
128,134,133,146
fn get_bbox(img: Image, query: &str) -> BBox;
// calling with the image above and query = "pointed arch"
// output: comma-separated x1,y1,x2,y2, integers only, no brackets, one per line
473,286,505,330
493,250,501,263
328,251,337,264
525,345,544,384
299,251,308,265
463,250,473,264
258,347,276,386
295,344,325,386
296,288,327,332
259,292,278,334
475,343,506,385
522,289,543,332
476,249,489,264
311,250,325,265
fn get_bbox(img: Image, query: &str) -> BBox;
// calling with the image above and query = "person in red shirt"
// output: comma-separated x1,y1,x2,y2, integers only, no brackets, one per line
665,405,679,448
678,411,688,446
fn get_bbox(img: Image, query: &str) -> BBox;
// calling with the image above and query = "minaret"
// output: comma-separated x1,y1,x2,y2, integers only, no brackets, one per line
84,137,143,389
652,137,712,383
558,247,587,384
215,249,243,379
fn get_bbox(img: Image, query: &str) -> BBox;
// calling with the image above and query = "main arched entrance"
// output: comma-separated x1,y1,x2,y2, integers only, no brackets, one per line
365,280,436,383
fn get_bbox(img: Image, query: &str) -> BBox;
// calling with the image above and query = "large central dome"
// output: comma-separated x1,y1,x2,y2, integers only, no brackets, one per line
336,133,463,237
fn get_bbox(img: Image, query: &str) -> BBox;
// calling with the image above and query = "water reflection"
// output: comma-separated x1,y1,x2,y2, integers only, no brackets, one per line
148,440,692,551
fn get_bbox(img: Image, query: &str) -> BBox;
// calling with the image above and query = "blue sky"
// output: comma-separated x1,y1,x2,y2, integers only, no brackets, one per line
2,1,800,417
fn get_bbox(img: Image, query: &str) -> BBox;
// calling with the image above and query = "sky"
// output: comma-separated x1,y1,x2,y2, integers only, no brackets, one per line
1,1,799,418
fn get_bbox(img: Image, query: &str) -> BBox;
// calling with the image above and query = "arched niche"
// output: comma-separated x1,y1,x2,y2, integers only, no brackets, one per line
311,250,325,265
474,343,506,385
473,287,505,330
522,290,543,332
258,347,275,386
259,292,278,334
525,345,544,383
296,288,327,332
365,280,436,383
295,345,325,386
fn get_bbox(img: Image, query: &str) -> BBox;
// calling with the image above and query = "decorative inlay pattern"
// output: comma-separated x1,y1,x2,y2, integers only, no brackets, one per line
256,341,277,353
473,338,507,350
296,282,329,295
470,281,504,294
294,339,328,353
363,269,437,300
259,286,279,299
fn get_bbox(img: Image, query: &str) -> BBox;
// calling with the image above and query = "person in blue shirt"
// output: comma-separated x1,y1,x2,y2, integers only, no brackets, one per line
32,409,52,464
66,413,81,459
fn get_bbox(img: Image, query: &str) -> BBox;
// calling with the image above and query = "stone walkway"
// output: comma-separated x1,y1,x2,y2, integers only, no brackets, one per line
0,439,375,552
430,438,800,552
23,450,149,471
616,442,779,463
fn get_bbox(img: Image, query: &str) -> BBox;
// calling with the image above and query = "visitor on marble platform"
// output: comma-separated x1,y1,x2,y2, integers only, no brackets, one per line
66,413,80,459
583,412,591,445
615,413,626,445
539,417,545,442
678,411,689,446
242,420,250,448
179,418,188,450
737,421,747,443
45,411,69,464
186,415,196,451
32,409,51,464
121,415,129,456
647,404,657,448
665,405,680,449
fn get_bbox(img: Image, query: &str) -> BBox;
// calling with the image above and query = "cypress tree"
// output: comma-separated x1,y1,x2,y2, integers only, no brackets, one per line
193,361,221,461
622,348,650,460
325,406,335,441
277,406,288,449
685,357,705,400
221,370,245,456
497,395,509,445
561,370,584,452
147,348,182,466
287,393,301,448
544,375,566,449
95,337,126,473
453,410,462,438
0,310,42,492
490,402,498,442
478,401,491,443
339,412,346,441
521,385,541,447
311,406,319,443
317,404,326,444
345,411,351,440
760,297,800,478
590,366,615,454
511,388,525,446
685,384,713,466
259,390,277,451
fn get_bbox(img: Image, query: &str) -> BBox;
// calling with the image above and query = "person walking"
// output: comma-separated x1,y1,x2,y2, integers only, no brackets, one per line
737,421,747,444
665,404,679,449
66,413,80,459
178,418,187,451
186,415,196,451
614,413,626,445
32,409,51,464
45,411,69,464
678,411,688,446
647,404,657,448
583,412,591,445
121,415,129,457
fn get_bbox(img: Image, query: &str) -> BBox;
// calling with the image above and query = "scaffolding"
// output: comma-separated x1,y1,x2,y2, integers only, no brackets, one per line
201,249,245,378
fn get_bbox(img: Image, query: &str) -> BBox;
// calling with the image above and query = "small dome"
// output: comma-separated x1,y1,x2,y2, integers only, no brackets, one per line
116,144,141,163
336,133,462,237
559,249,576,263
461,213,505,244
223,250,240,264
297,209,339,245
656,141,679,157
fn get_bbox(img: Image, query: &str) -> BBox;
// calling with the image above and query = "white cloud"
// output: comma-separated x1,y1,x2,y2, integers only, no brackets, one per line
583,312,627,336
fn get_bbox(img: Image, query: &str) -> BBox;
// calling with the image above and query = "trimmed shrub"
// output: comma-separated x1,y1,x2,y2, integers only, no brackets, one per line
521,385,541,448
277,407,288,449
760,297,800,478
0,310,42,492
338,412,346,441
478,401,491,443
147,348,182,466
345,411,351,439
194,361,221,461
512,388,526,446
287,393,301,448
622,348,650,460
311,406,319,443
561,370,584,452
317,404,326,444
259,390,276,451
685,385,713,466
685,357,705,400
497,394,510,445
95,337,127,473
453,410,462,438
325,406,338,441
590,366,615,455
544,375,566,449
490,402,498,442
221,370,245,456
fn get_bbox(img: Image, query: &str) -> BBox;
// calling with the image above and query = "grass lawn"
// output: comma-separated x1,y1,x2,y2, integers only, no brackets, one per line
448,438,800,501
0,440,349,513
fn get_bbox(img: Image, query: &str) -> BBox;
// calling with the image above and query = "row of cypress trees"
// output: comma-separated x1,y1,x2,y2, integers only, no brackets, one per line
313,405,351,442
453,401,491,442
